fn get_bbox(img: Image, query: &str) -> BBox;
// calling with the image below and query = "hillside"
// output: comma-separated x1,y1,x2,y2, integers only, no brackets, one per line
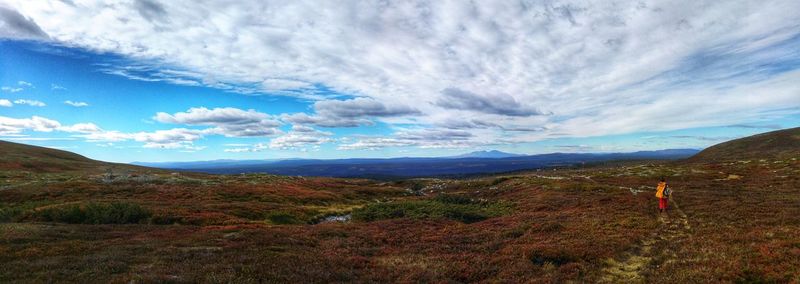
0,140,146,173
688,127,800,162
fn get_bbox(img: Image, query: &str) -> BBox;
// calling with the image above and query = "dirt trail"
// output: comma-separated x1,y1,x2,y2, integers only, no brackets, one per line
599,196,692,283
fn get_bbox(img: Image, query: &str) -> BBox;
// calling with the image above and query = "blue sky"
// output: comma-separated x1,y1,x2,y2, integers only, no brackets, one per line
1,1,799,163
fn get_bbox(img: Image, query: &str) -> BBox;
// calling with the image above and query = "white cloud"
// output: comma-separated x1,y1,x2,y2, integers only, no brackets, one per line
0,115,100,136
14,99,45,107
282,98,419,127
58,122,101,134
0,116,60,134
269,125,333,149
262,78,312,92
51,84,67,91
3,1,800,148
154,107,281,137
338,128,482,150
80,127,206,150
1,87,22,93
0,99,11,107
64,100,88,107
1,81,34,93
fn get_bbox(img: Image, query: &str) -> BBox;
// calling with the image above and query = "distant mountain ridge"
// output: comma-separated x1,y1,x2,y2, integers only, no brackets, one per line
134,148,700,178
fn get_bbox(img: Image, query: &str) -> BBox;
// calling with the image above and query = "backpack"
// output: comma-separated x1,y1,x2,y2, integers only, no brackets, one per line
663,187,671,197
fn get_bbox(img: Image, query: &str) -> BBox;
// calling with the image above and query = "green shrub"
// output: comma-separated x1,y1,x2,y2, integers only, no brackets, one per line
36,202,151,224
352,195,511,223
266,212,303,225
0,202,50,222
433,194,476,205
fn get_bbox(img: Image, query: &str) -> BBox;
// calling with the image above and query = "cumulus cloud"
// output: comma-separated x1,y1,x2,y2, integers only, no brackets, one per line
0,115,100,135
64,100,88,107
80,127,206,150
437,88,543,117
59,122,101,133
13,99,46,107
315,98,419,118
4,1,800,148
283,98,419,127
78,107,285,150
0,99,11,107
51,84,67,91
154,107,281,137
0,5,48,39
269,125,333,149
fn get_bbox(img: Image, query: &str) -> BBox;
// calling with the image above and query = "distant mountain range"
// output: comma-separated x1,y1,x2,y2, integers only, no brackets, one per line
132,149,700,178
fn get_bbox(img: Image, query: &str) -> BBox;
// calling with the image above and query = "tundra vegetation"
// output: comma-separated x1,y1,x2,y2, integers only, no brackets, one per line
0,130,799,282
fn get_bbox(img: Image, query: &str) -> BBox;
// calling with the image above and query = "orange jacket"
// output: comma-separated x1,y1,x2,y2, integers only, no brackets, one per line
655,182,667,198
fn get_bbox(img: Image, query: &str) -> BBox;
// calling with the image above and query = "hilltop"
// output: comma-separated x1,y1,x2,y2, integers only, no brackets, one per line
688,127,800,162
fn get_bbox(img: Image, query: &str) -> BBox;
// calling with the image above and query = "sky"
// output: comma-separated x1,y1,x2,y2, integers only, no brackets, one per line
0,0,799,163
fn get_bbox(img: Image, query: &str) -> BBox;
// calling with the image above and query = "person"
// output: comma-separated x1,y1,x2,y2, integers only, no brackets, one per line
655,177,670,213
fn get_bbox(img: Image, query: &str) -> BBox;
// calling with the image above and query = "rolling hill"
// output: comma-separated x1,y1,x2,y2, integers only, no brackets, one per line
0,140,148,173
688,127,800,162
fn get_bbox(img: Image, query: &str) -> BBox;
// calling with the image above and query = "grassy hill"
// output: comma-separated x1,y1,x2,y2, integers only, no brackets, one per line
0,140,100,171
0,140,151,173
688,127,800,163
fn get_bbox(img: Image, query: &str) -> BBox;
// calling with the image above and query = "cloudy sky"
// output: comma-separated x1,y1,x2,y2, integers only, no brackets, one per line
1,0,799,162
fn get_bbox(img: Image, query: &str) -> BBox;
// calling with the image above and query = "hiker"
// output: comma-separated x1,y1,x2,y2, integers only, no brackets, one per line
655,177,671,213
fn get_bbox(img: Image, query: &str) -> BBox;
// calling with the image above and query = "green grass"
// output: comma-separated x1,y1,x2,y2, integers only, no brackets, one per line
352,194,512,223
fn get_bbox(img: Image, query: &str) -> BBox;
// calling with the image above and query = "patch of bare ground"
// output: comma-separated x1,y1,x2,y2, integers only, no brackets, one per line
600,196,692,283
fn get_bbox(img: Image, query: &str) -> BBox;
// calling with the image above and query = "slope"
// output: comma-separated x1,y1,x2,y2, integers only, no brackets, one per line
0,140,141,173
688,127,800,163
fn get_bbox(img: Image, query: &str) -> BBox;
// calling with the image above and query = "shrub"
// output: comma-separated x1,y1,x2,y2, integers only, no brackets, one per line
267,212,303,225
36,202,151,224
433,194,476,205
352,195,510,223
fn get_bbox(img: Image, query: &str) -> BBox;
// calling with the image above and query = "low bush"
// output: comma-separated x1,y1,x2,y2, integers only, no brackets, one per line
352,195,511,223
266,211,304,225
35,202,151,224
